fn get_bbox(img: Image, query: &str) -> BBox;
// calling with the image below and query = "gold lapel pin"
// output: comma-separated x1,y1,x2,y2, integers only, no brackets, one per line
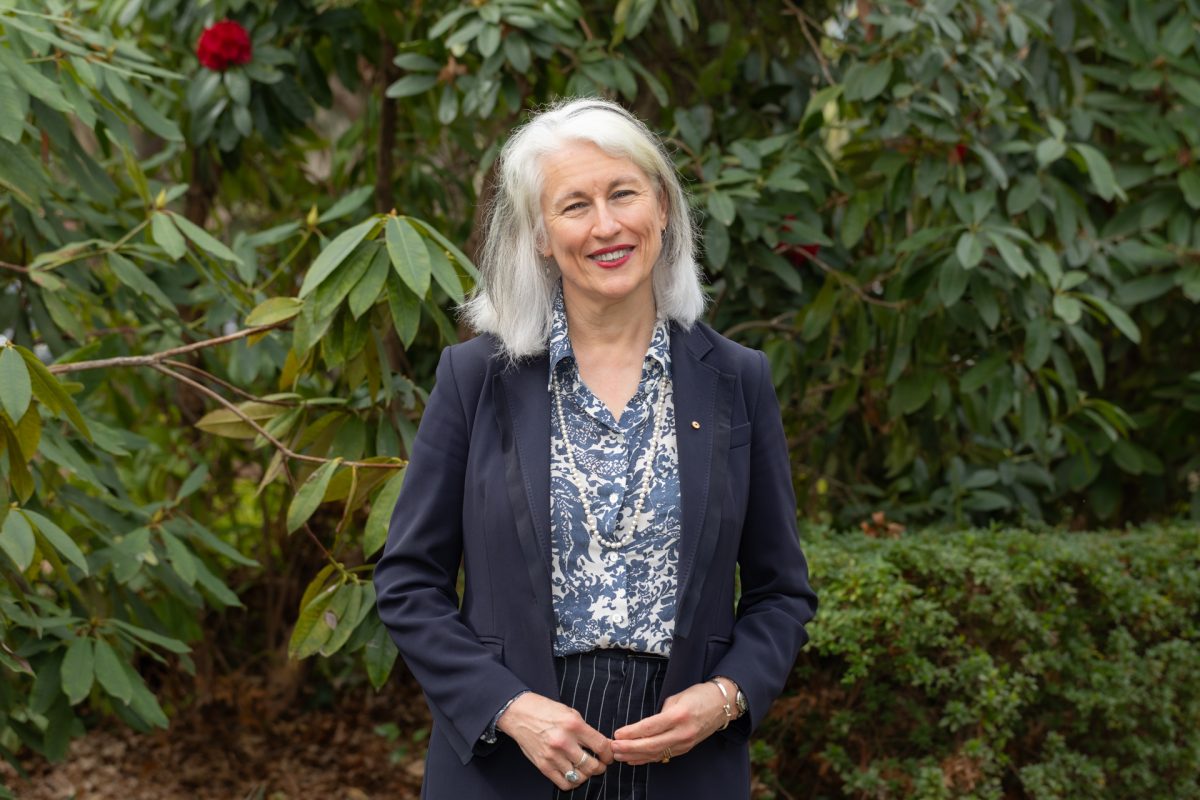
691,420,701,429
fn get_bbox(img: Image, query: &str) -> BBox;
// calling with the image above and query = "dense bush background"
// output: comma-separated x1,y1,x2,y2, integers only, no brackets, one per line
768,524,1200,799
2,0,1199,796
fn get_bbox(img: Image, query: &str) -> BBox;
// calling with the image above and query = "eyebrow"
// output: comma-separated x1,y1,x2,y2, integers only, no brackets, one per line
551,175,644,207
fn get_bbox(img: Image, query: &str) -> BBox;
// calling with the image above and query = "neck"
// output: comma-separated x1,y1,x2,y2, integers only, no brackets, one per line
562,286,657,361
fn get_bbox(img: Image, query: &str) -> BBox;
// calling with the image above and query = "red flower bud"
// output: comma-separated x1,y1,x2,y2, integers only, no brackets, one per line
948,143,968,165
196,20,253,72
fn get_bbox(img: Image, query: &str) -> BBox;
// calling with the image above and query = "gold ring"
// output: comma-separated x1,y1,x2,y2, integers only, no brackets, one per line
573,752,590,769
660,745,672,764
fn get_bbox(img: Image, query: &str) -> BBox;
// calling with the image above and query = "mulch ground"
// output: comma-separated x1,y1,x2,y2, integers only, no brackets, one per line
3,674,431,800
5,672,789,799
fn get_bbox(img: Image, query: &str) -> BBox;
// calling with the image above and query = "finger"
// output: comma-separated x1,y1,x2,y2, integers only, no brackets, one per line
575,727,615,764
620,742,682,766
575,749,607,778
612,709,673,741
611,731,678,763
545,767,576,793
545,756,587,792
577,749,605,771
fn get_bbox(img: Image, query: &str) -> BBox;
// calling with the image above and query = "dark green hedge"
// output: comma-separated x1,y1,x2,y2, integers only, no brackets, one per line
759,525,1200,799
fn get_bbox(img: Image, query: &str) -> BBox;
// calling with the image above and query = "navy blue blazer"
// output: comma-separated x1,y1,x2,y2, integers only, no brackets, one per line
374,321,817,799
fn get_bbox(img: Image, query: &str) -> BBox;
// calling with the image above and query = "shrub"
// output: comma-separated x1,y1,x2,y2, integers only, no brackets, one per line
761,525,1200,799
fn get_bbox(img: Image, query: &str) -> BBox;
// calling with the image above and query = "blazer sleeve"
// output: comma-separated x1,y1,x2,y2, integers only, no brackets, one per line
709,349,818,737
373,345,530,765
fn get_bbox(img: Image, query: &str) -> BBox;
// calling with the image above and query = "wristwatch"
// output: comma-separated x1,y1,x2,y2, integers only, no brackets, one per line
714,675,749,719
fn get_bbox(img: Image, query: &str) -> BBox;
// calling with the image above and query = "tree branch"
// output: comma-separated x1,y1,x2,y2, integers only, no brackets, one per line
48,321,292,374
42,321,401,471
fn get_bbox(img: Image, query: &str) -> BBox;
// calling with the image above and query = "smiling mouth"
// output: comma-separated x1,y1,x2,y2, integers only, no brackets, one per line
590,247,633,264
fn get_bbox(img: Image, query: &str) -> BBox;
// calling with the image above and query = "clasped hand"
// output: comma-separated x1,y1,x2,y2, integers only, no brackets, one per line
497,681,731,789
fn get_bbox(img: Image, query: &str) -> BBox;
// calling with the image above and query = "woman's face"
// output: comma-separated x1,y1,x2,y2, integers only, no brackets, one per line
539,140,668,313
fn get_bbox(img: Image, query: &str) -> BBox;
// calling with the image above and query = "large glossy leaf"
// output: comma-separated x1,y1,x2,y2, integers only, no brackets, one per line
0,347,32,422
426,238,464,303
245,297,304,326
286,458,342,533
150,212,187,260
0,510,35,571
386,274,421,348
288,581,340,660
22,509,88,575
386,216,432,298
60,637,95,706
348,246,391,318
92,640,133,704
299,217,378,298
195,401,288,440
168,212,242,263
363,616,399,690
1072,144,1124,202
363,467,406,557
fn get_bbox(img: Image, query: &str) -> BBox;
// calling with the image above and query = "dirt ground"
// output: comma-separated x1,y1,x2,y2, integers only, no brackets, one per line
4,673,787,800
3,676,431,800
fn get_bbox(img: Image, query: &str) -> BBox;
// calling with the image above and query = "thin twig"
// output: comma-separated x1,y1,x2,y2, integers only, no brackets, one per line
163,359,296,407
150,363,402,472
723,313,796,340
48,321,291,374
0,260,31,274
783,0,836,86
808,255,907,309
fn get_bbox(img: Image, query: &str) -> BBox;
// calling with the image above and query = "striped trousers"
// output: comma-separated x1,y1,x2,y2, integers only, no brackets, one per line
553,649,668,800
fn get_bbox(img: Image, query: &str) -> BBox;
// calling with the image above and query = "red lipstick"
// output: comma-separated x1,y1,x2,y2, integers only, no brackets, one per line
589,245,634,269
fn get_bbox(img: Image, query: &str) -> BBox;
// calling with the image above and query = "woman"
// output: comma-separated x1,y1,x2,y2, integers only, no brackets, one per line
374,97,817,799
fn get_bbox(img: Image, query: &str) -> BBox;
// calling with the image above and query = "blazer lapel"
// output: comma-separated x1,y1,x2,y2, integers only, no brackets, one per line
670,324,735,641
494,358,556,630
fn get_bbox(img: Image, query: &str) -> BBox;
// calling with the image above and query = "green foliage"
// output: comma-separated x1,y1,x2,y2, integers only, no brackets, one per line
770,0,1200,528
0,0,458,773
766,524,1200,799
380,0,1200,527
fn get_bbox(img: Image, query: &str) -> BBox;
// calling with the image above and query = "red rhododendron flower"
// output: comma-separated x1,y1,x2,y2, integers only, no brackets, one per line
196,20,252,71
775,242,820,268
776,214,821,268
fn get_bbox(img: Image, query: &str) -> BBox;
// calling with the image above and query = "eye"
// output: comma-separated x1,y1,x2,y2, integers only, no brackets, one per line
612,189,637,200
563,201,587,213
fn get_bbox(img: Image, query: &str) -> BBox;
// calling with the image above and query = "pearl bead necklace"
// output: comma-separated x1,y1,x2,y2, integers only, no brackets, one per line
553,369,671,549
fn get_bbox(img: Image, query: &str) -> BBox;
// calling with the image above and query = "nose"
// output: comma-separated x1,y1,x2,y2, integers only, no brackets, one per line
592,201,621,238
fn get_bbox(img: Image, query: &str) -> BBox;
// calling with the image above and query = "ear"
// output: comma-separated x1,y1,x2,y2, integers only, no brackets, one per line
656,186,669,230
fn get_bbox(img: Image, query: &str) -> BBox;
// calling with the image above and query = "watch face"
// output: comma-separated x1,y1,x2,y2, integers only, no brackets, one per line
736,690,748,714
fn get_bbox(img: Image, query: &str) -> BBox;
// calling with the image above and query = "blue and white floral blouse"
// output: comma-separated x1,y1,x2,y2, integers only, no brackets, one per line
547,288,682,657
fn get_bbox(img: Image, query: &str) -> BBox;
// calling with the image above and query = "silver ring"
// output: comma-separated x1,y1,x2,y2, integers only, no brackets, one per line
573,752,590,769
564,769,581,784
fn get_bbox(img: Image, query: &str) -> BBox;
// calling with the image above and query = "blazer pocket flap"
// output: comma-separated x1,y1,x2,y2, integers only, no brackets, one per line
477,635,504,658
729,422,751,449
704,635,733,673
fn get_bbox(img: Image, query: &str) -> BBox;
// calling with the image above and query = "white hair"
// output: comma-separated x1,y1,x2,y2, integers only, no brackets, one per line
459,97,706,361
